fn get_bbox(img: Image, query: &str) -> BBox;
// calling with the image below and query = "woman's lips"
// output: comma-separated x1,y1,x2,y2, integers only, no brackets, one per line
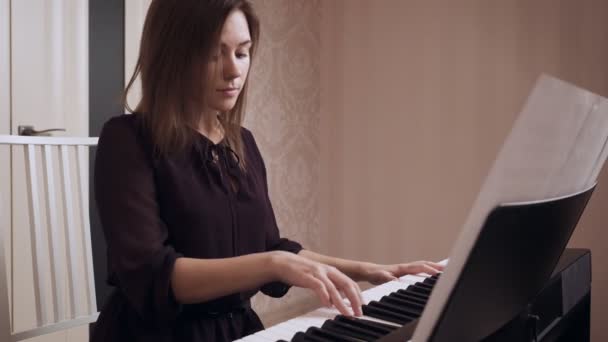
217,88,239,97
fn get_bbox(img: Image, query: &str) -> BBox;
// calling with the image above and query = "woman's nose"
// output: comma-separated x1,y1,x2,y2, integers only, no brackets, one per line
223,56,240,80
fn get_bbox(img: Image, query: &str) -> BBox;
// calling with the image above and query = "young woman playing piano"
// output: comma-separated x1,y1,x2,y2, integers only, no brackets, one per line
91,1,443,341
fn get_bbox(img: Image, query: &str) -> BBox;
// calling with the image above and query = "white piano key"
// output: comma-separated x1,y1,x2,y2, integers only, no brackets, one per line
282,319,312,331
400,274,427,283
239,334,268,342
256,327,291,341
266,322,295,334
243,324,290,341
248,330,273,340
291,317,323,329
393,278,419,287
295,316,327,328
382,280,418,294
400,274,424,282
303,306,340,320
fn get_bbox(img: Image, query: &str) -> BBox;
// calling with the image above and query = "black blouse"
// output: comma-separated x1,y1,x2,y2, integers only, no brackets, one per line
91,114,302,342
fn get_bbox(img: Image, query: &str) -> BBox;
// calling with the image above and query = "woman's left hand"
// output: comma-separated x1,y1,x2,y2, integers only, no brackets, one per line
360,261,445,285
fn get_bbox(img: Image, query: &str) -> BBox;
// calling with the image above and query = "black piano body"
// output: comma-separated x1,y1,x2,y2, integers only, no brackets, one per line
381,248,591,341
288,184,595,342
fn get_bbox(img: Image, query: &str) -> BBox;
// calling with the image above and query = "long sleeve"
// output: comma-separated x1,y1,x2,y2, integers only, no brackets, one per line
244,130,303,297
94,117,182,325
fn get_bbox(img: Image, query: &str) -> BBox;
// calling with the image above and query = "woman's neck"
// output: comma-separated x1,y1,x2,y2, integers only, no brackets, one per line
198,113,224,144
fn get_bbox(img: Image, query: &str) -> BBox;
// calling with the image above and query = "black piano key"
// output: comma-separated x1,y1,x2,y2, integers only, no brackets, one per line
409,284,432,296
321,320,380,341
368,300,419,320
391,291,427,303
306,326,361,342
397,289,428,301
330,320,388,339
290,332,307,342
423,277,437,286
291,331,327,342
334,315,397,335
323,321,381,340
399,286,429,298
389,292,427,306
363,303,413,325
384,293,425,308
415,282,433,291
380,295,424,314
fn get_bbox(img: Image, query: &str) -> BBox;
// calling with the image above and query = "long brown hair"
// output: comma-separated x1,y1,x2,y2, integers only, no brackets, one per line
124,0,259,168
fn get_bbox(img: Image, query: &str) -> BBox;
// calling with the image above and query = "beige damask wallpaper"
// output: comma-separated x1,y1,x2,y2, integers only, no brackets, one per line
246,0,322,325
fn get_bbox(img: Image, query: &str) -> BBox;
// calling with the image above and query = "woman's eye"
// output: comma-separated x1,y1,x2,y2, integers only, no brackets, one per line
236,52,249,59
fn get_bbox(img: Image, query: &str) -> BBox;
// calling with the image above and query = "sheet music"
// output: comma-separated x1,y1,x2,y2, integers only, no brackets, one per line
414,74,608,341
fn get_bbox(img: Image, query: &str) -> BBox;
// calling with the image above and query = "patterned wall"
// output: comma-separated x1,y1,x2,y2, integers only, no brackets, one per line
245,0,322,325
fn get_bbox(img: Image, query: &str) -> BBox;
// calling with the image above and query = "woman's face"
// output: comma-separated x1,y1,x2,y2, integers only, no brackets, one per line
206,9,252,113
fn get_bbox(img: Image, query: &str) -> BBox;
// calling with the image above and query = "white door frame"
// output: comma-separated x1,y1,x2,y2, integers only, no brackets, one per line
0,0,12,338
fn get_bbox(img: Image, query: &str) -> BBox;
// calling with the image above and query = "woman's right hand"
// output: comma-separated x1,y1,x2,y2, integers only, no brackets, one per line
269,251,363,316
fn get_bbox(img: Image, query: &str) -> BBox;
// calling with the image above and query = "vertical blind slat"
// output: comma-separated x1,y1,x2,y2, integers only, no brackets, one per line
43,145,66,322
76,146,97,313
26,145,49,326
60,145,84,318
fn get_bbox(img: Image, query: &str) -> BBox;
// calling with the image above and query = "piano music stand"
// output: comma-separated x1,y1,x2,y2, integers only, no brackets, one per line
388,184,596,341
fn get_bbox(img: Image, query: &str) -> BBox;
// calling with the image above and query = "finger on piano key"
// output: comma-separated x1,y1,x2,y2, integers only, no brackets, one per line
404,260,447,279
333,281,418,324
241,277,421,341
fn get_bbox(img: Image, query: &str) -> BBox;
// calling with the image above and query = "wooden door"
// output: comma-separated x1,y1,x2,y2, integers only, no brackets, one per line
1,1,90,341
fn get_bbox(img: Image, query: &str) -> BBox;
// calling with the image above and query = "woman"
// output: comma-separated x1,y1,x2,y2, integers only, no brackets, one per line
92,1,443,341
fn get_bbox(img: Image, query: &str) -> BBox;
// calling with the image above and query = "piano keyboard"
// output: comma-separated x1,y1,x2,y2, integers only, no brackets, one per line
237,265,446,342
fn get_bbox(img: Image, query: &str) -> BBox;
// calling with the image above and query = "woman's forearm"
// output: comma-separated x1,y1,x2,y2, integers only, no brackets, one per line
170,252,278,304
298,250,371,282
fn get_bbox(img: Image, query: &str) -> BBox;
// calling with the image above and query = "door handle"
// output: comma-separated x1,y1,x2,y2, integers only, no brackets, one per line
18,125,66,136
